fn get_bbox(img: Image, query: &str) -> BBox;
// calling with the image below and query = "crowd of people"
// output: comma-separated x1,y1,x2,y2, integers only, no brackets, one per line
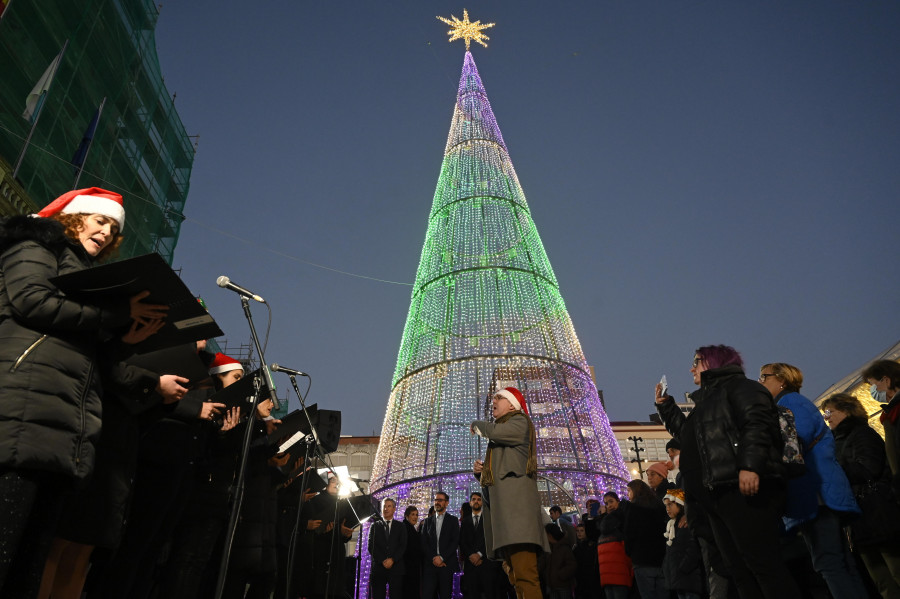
2,190,900,599
368,350,900,599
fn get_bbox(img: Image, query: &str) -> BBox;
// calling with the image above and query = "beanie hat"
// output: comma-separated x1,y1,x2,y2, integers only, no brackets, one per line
208,352,244,375
646,462,669,479
37,187,125,230
665,438,681,451
495,387,528,415
664,488,685,506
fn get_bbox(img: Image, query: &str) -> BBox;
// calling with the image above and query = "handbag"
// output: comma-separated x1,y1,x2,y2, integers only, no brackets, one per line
850,479,900,547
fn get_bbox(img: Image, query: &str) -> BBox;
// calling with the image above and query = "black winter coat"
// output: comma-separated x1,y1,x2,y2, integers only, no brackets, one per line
230,420,281,573
832,416,888,487
657,365,784,490
661,518,704,594
573,538,600,597
0,216,130,479
623,501,668,567
831,416,900,547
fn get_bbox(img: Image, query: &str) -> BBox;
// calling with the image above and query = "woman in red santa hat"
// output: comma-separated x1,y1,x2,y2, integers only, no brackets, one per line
0,187,167,598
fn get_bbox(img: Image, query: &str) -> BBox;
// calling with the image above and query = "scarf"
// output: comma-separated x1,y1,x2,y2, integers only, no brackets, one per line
480,411,537,487
881,401,900,425
664,519,676,546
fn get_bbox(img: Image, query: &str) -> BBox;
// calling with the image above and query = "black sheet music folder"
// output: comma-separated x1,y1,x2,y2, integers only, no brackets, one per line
50,253,223,353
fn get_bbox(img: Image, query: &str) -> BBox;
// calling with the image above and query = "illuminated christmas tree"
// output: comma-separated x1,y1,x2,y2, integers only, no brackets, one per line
371,19,627,504
362,15,628,593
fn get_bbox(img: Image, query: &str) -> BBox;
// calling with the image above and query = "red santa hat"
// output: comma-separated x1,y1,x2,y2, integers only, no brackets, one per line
208,352,244,375
36,187,125,230
495,386,528,415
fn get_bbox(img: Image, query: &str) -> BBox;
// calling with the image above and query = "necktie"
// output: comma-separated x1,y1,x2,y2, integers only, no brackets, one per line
474,515,479,527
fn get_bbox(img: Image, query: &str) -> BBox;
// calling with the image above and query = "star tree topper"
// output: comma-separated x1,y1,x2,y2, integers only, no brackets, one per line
436,9,495,50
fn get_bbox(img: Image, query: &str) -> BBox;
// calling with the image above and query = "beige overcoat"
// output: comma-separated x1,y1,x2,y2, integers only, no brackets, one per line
472,412,550,558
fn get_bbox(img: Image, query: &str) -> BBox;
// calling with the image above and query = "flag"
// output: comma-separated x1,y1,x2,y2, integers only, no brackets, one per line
22,51,62,121
71,107,101,173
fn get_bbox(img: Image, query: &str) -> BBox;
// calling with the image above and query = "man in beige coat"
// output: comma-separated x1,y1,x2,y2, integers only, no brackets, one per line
471,387,549,599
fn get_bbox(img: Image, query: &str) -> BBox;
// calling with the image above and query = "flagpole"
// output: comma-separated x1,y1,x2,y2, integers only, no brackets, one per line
0,0,15,24
13,38,69,179
73,96,105,189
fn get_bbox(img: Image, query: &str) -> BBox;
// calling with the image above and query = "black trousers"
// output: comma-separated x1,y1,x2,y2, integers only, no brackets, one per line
157,513,227,599
462,559,501,599
706,482,800,599
421,563,454,599
370,564,404,599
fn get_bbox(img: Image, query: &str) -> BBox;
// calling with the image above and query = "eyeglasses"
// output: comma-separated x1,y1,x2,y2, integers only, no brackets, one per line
691,357,703,368
758,373,777,382
822,409,832,418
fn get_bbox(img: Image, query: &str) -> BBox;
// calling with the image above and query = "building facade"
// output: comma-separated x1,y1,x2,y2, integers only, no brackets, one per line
0,0,193,262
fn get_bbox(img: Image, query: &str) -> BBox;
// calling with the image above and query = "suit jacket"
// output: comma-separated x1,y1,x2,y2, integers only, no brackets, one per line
368,518,407,574
420,512,460,572
458,513,486,563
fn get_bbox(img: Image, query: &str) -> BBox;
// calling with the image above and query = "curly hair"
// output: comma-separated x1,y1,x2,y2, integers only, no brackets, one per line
820,393,868,420
48,212,123,262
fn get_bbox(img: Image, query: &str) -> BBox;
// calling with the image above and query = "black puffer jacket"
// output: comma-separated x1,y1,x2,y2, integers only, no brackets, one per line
623,501,667,567
832,416,888,487
0,216,130,479
657,365,784,489
831,416,899,546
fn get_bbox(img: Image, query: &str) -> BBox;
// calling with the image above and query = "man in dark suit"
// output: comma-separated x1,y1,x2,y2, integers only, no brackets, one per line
419,491,459,599
459,491,497,599
368,497,407,599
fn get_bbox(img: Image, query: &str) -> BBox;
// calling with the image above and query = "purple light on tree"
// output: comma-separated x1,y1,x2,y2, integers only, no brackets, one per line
356,47,628,598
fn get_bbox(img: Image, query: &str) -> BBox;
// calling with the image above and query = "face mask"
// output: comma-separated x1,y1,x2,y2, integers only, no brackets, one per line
871,384,887,403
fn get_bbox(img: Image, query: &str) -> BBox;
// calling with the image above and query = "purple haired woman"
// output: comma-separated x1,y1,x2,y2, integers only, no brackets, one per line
653,345,799,599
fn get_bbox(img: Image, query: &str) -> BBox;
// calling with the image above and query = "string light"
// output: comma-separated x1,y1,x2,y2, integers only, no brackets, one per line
359,50,629,597
436,9,495,51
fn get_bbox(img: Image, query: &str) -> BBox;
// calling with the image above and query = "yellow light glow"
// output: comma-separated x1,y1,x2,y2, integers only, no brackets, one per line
436,9,495,51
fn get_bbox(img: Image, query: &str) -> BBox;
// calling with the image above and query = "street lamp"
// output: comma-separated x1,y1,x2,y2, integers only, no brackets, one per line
628,436,645,479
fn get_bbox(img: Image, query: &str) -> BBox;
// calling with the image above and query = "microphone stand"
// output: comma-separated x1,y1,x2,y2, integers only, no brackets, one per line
214,296,278,599
283,372,333,599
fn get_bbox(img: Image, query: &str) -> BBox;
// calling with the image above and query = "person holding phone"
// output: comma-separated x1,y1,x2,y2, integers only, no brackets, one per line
654,345,798,599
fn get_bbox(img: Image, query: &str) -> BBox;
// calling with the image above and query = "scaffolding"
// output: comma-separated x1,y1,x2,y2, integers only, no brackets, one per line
0,0,194,263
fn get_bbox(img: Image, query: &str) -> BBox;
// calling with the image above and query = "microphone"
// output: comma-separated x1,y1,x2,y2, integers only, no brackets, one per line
216,276,265,303
271,364,309,377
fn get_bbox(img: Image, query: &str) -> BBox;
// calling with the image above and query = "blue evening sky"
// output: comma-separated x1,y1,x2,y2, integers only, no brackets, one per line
154,1,900,434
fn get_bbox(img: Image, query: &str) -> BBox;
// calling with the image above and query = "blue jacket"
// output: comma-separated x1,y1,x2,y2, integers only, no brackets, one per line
777,391,860,528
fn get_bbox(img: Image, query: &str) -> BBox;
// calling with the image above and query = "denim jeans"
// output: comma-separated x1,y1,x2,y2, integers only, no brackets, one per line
799,507,868,599
603,584,629,599
633,565,669,599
